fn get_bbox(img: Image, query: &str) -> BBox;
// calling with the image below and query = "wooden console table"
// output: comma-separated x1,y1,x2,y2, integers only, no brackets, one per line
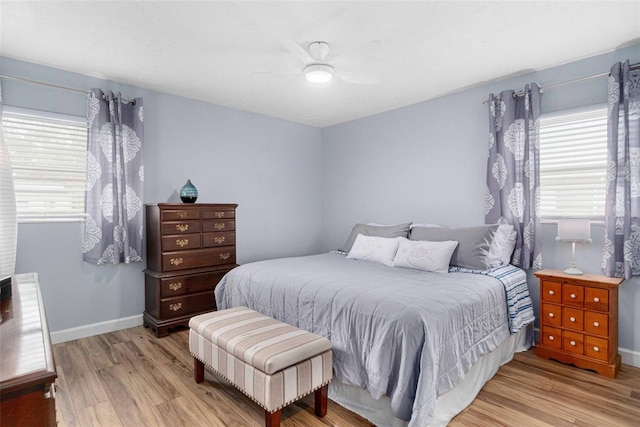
1,273,57,426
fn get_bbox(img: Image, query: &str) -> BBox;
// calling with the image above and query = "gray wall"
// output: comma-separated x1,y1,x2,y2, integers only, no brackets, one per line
321,44,640,355
2,57,323,333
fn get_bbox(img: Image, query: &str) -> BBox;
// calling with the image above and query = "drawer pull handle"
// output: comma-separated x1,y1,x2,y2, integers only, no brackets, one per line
169,303,182,312
168,282,182,291
570,293,576,299
170,257,183,266
593,297,600,303
219,253,230,261
215,212,225,218
548,290,554,295
176,224,189,232
214,236,226,244
593,346,600,352
593,321,600,327
177,211,187,219
176,238,189,247
548,336,554,341
214,222,225,230
548,313,554,318
570,317,576,322
570,340,576,346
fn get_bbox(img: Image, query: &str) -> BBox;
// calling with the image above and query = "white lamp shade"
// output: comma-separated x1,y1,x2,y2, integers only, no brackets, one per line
556,218,592,243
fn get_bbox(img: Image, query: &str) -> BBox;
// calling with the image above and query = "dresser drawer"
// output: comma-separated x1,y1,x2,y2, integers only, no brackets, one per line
541,280,561,303
585,311,609,337
562,330,584,355
162,221,201,235
585,287,609,312
585,336,609,361
202,209,235,220
162,234,201,251
159,270,228,298
562,307,584,331
161,209,200,221
202,232,235,248
541,326,562,349
160,291,214,319
541,303,561,326
562,284,584,307
202,220,235,232
162,247,236,271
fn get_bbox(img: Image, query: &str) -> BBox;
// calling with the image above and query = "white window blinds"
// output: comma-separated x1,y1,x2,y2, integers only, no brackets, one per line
539,105,607,219
2,108,87,221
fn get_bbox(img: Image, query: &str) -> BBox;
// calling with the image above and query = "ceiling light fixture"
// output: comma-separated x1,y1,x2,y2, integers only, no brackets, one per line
304,64,334,83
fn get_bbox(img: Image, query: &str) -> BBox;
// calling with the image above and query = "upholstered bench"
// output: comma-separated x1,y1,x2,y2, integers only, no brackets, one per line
189,306,333,427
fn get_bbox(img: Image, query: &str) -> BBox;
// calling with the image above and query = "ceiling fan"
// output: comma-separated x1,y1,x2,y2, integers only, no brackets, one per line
266,39,382,85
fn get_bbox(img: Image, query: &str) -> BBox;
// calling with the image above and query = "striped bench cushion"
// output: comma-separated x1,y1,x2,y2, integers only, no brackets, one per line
189,306,333,413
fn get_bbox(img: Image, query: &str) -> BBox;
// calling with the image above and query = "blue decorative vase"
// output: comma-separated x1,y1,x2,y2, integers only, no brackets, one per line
180,179,198,203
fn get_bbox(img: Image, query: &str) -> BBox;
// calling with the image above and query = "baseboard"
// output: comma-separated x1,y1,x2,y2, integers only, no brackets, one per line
534,327,640,369
50,314,144,344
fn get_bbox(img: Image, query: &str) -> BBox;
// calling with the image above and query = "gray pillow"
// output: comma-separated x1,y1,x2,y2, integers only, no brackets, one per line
340,223,411,253
409,224,499,270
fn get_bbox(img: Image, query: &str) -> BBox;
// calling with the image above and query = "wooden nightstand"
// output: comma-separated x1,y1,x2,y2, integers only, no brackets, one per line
534,269,623,378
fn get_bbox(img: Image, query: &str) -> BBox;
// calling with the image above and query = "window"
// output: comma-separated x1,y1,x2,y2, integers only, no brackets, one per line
539,105,607,219
2,107,87,221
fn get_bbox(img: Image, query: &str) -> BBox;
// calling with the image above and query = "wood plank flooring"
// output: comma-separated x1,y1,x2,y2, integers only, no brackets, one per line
53,326,640,426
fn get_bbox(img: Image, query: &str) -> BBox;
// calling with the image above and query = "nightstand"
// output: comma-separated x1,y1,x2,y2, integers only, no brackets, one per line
534,269,623,378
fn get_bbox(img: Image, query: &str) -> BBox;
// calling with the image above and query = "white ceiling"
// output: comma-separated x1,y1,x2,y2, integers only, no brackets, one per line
1,1,639,128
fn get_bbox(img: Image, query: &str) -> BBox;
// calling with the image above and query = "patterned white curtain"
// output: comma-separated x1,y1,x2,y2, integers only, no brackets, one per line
83,89,144,264
485,83,542,269
602,60,640,278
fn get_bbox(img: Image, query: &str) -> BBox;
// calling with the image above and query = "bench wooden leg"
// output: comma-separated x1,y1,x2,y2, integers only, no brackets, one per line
265,409,281,427
194,357,204,383
315,384,328,418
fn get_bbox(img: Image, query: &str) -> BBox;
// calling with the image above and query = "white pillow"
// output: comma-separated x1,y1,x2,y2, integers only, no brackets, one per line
392,237,458,273
347,234,400,267
487,224,517,267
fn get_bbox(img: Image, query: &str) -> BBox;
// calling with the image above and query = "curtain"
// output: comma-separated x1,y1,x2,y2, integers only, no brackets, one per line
0,81,18,278
602,60,640,278
83,89,144,265
485,83,542,269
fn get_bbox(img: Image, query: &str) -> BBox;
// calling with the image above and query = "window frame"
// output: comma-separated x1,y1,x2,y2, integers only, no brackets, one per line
2,106,87,223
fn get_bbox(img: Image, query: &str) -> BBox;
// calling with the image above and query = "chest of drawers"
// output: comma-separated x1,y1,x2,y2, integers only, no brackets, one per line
144,203,238,337
535,269,623,378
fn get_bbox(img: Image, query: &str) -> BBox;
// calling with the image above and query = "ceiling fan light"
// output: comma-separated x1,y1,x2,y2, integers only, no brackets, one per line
304,64,334,83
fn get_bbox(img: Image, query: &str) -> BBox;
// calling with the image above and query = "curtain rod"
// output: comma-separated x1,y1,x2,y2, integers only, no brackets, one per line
482,62,640,104
0,74,135,104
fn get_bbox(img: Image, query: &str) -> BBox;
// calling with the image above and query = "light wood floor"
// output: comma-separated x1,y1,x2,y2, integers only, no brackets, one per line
53,326,640,426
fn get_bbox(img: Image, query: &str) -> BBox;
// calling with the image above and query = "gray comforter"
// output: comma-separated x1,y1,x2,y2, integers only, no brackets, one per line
215,253,512,426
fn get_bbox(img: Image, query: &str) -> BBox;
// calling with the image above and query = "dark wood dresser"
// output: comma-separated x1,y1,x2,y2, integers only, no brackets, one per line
1,273,57,427
535,269,623,378
144,203,238,337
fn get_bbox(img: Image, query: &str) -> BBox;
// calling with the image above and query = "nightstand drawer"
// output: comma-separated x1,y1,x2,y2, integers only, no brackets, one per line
562,331,584,355
161,209,200,221
562,307,584,331
202,209,235,220
585,312,609,337
541,280,561,303
160,291,214,319
162,247,236,271
541,326,562,349
202,232,235,248
541,304,561,326
562,284,584,307
585,287,609,312
202,220,235,232
585,336,609,361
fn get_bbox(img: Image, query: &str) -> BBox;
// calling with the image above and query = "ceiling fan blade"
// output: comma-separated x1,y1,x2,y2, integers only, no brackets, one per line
278,37,313,64
333,40,382,66
336,71,380,85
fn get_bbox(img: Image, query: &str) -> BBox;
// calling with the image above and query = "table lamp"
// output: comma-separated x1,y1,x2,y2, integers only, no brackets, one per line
556,218,592,275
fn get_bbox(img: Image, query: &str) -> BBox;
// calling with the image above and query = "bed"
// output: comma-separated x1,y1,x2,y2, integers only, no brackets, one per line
214,249,535,426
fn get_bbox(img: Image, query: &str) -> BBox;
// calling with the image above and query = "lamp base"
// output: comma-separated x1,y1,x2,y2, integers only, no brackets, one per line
564,266,584,275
